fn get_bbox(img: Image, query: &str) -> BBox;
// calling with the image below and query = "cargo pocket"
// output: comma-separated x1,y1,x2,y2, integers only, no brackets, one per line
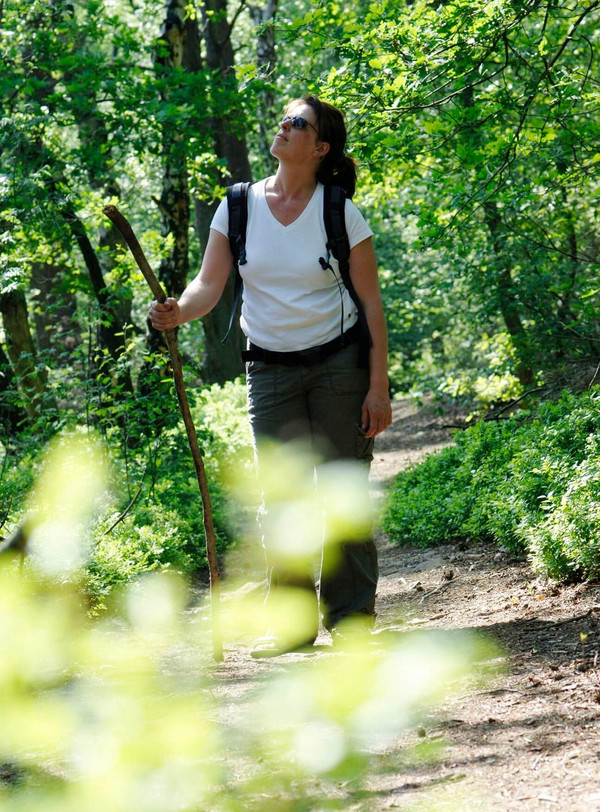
355,424,375,464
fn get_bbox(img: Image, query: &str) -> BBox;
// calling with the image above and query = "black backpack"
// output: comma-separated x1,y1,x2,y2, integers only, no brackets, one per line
222,182,371,367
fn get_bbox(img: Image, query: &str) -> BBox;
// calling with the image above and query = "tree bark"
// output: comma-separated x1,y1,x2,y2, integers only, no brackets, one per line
60,203,132,393
483,201,536,387
154,0,201,300
460,85,535,387
200,0,252,182
0,340,27,437
248,0,279,158
0,290,51,419
195,0,252,383
30,261,81,354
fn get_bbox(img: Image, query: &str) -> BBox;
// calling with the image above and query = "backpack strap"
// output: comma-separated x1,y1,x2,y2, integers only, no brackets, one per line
322,185,372,368
222,181,251,344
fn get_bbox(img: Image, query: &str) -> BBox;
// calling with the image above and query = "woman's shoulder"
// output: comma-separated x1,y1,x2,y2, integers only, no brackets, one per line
342,193,373,243
248,178,268,199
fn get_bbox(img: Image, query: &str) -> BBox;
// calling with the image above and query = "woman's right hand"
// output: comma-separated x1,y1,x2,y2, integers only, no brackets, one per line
148,297,181,331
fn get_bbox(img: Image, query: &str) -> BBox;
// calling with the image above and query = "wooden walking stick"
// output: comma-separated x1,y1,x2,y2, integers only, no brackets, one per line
103,205,223,662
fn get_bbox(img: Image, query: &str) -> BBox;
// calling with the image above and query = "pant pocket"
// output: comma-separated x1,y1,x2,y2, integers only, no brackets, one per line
355,424,374,463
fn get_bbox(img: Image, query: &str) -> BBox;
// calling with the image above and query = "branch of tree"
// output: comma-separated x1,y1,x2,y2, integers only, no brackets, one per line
103,484,144,536
546,607,600,627
225,0,248,48
484,387,549,420
588,362,600,389
103,204,223,662
424,2,600,243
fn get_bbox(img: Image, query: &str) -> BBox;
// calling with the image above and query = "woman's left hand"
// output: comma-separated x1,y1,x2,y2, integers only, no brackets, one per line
361,388,393,438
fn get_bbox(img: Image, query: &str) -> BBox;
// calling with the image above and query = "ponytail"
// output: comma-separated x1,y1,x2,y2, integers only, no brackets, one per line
299,95,357,199
316,152,356,199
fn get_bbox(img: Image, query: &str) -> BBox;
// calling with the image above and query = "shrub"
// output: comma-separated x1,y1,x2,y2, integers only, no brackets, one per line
1,379,253,607
382,442,473,546
86,506,194,606
383,387,600,581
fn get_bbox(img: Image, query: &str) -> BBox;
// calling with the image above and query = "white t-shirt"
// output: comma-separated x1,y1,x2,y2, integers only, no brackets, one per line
210,179,373,352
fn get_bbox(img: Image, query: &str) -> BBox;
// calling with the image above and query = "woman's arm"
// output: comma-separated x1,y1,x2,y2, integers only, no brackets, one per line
348,236,392,438
149,229,233,331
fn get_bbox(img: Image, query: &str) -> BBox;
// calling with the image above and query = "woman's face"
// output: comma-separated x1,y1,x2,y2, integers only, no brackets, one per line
270,103,328,164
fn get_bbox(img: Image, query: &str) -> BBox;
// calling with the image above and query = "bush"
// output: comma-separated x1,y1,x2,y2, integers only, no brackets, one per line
1,379,253,607
86,506,194,606
383,387,600,581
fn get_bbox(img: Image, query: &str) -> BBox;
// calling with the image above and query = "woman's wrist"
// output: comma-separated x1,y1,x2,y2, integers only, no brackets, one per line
369,369,390,393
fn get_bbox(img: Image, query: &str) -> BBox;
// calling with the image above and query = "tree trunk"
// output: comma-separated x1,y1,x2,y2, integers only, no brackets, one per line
154,0,201,300
248,0,279,158
202,274,245,383
555,186,578,332
483,201,536,387
60,204,132,386
0,290,51,419
59,203,137,430
460,85,535,387
30,261,81,354
199,0,253,182
196,0,252,383
0,340,28,437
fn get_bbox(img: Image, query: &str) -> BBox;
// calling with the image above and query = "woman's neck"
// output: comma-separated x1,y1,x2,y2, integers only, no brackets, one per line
270,165,318,201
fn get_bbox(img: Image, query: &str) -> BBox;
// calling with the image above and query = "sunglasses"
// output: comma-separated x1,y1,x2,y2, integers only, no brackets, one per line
281,115,320,136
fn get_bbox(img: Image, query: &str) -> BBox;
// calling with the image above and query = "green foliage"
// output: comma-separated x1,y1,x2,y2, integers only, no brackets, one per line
0,429,498,811
1,379,252,605
383,388,600,581
86,506,194,605
193,377,254,482
83,381,250,601
0,561,497,811
3,0,600,594
290,0,600,390
383,442,472,547
435,332,523,407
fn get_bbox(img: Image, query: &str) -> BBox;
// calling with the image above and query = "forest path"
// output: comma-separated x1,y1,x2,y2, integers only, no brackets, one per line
213,399,600,811
365,398,600,811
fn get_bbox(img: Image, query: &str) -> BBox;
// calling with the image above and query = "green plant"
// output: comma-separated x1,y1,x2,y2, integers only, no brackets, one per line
1,379,253,607
383,387,600,581
0,428,499,812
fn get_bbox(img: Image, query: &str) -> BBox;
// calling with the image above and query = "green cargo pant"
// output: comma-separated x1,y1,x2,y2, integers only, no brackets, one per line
246,341,378,630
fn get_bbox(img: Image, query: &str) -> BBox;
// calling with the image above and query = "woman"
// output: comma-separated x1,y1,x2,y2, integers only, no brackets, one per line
149,95,392,654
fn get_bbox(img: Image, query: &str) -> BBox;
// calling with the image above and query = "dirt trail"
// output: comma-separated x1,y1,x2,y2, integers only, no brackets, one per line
215,399,600,811
369,399,600,811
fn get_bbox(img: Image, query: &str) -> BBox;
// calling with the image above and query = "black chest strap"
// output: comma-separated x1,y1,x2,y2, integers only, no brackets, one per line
322,185,372,368
222,182,251,344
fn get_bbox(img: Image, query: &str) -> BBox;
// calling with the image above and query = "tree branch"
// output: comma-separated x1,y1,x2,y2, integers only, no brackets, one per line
423,1,600,242
103,484,144,536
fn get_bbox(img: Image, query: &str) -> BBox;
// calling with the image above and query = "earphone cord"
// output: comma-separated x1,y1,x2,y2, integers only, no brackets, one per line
319,250,345,336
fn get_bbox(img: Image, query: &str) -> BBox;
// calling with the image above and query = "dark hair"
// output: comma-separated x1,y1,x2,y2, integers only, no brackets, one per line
290,95,357,198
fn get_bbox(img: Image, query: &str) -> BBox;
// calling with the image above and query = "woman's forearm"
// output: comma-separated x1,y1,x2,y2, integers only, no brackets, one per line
149,229,233,332
364,299,389,392
176,277,222,325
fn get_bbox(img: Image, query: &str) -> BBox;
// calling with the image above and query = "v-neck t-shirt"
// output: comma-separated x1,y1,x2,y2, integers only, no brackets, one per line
210,179,373,352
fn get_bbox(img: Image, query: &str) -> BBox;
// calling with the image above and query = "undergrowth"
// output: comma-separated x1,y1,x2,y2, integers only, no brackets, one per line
1,378,253,608
383,387,600,581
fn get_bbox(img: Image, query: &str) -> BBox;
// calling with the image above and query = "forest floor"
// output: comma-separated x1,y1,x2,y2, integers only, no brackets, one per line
211,398,600,811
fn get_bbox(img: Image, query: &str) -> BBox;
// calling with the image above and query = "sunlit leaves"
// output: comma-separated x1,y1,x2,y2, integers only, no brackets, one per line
384,386,600,580
0,427,499,810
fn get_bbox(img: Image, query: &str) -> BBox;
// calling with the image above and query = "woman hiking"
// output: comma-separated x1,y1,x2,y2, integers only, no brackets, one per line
149,95,392,655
